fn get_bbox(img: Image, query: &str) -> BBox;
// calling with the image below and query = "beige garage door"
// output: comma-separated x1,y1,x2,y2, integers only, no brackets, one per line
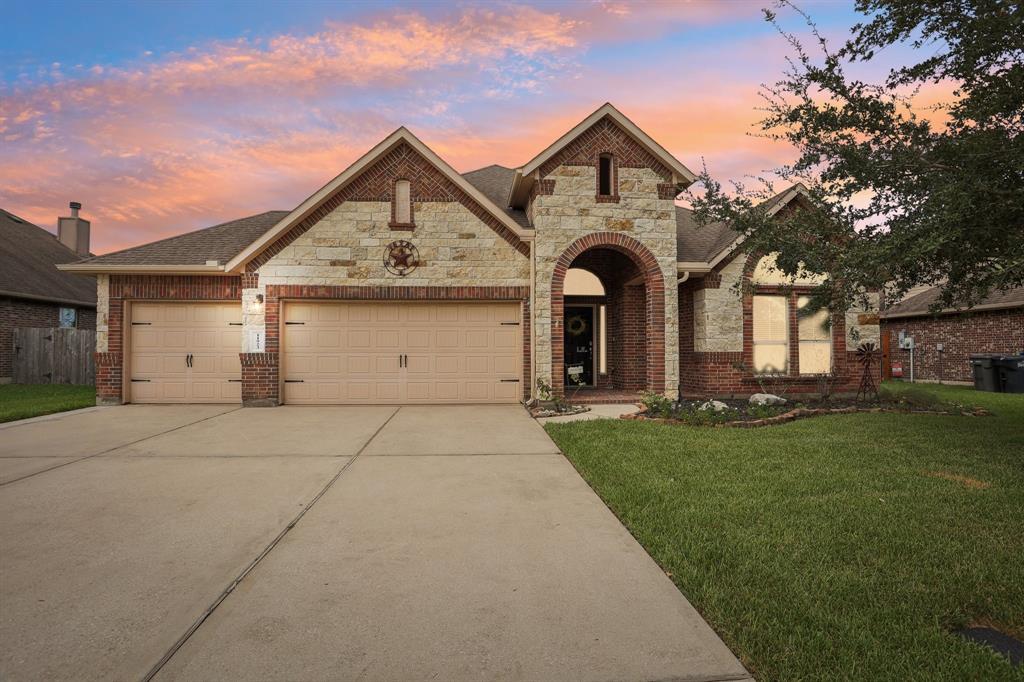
129,302,242,403
282,302,522,404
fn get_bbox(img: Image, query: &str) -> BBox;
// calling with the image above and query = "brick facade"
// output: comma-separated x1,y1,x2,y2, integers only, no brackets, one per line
680,251,880,398
1,296,96,382
882,308,1024,383
97,275,242,404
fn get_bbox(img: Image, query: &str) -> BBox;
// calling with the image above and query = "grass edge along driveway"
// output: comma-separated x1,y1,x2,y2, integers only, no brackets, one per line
545,384,1024,681
0,384,95,423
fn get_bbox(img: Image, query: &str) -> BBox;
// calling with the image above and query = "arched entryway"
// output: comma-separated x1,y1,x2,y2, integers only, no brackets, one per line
551,232,666,396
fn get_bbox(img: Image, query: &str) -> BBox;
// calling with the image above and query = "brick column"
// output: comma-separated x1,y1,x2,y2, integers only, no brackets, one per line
94,352,123,405
240,352,279,407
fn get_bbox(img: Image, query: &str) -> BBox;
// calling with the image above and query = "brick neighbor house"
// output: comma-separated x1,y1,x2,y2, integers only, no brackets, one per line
1,206,97,383
881,286,1024,383
59,103,880,406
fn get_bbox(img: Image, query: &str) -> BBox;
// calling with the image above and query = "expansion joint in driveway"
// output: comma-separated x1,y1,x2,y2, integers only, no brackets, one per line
141,406,402,682
0,407,244,488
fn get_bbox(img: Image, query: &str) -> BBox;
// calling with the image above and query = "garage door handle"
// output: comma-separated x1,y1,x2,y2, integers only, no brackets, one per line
131,322,151,326
500,378,520,383
131,379,151,383
285,321,305,325
228,379,242,383
284,380,304,383
185,353,193,368
500,322,520,326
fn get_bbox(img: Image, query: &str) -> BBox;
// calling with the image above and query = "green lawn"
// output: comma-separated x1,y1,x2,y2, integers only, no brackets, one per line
546,383,1024,681
0,384,96,423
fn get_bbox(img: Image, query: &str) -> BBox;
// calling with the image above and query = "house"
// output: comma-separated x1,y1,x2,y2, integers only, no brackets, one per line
881,286,1024,383
1,205,97,383
59,103,879,406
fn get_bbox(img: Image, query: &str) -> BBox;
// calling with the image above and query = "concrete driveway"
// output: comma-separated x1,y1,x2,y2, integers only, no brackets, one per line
0,405,749,682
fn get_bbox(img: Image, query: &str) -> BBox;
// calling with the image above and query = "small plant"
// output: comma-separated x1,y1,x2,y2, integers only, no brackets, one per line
640,391,676,419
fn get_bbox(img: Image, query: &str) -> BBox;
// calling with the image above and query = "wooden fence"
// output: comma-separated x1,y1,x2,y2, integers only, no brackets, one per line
12,327,95,385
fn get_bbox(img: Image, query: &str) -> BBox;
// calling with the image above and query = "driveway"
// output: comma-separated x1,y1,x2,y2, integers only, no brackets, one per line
0,405,749,682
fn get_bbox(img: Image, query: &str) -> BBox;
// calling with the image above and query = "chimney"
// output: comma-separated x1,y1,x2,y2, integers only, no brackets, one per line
58,201,91,257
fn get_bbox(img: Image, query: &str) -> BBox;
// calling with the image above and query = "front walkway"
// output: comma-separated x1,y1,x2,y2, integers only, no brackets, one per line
0,405,748,681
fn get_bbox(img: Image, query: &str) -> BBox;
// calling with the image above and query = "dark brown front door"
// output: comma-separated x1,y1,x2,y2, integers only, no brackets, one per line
564,305,595,387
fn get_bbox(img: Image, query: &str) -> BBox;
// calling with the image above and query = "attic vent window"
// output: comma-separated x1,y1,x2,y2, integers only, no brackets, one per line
390,179,414,230
596,153,619,202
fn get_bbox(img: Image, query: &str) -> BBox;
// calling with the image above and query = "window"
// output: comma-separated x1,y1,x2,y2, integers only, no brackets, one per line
598,154,613,196
393,179,412,225
797,296,832,374
58,307,77,328
752,295,788,372
564,268,605,296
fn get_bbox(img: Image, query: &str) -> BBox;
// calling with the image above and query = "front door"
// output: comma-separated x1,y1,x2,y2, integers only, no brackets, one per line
564,305,595,387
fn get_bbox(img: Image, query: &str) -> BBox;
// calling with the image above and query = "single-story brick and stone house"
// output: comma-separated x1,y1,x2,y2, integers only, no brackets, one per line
60,103,879,406
880,286,1024,383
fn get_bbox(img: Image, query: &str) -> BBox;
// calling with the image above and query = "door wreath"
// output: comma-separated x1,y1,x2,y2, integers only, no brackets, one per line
566,314,588,337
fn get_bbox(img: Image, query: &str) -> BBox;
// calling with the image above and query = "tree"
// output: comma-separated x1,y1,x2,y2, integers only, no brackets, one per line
689,0,1024,312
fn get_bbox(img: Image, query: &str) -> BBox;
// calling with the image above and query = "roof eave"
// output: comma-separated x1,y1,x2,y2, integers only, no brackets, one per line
56,263,229,275
881,300,1024,319
0,288,96,308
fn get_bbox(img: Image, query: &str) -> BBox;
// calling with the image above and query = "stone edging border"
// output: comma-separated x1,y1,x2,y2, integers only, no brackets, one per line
621,405,991,428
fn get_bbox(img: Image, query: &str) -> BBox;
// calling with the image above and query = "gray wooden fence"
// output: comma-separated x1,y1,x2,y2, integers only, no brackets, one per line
13,327,95,385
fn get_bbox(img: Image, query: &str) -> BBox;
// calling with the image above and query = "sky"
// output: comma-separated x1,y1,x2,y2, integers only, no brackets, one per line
2,0,886,254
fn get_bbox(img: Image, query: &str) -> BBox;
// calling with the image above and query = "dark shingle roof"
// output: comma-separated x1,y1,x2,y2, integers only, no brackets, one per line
675,206,738,262
461,165,531,228
75,211,289,267
881,286,1024,318
0,208,96,305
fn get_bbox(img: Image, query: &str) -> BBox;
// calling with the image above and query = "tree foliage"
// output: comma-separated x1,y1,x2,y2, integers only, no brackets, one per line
689,0,1024,311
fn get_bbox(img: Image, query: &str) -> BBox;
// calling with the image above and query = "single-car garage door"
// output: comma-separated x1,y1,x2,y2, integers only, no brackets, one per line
282,302,522,404
129,302,242,403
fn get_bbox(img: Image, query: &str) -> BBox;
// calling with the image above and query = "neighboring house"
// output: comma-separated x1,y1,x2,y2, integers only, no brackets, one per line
1,205,97,383
60,103,879,406
881,286,1024,383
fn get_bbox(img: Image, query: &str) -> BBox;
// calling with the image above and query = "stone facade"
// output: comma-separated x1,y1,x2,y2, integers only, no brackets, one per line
692,255,745,353
532,164,679,397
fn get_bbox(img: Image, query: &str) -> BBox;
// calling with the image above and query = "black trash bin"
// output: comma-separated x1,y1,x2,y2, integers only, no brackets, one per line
970,354,1003,392
995,354,1024,394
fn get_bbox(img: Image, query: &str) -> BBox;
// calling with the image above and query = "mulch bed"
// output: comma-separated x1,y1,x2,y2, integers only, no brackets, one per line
623,404,991,428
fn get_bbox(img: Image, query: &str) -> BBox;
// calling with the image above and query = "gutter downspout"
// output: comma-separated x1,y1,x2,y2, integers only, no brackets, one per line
529,239,537,403
676,271,690,399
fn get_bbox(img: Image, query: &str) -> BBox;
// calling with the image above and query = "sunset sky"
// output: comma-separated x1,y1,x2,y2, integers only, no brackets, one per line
3,1,884,254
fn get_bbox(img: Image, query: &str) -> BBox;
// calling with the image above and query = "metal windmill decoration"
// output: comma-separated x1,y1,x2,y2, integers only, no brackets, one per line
856,341,879,402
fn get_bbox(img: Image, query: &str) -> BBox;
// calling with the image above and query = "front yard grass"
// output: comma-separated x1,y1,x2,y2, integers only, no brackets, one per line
545,383,1024,680
0,384,95,423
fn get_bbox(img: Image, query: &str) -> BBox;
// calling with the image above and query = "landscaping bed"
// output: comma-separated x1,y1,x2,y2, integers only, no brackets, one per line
630,383,990,428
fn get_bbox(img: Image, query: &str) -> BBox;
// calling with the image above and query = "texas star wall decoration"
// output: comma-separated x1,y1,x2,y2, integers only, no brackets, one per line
383,240,420,276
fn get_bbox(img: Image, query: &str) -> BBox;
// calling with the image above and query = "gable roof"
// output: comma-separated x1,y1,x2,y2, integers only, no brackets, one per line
675,206,738,263
0,208,96,306
461,165,530,228
508,103,698,208
677,183,814,270
59,211,289,274
881,285,1024,319
225,128,533,272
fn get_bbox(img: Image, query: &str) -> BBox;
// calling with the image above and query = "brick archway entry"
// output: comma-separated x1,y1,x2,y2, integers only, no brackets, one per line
551,232,666,395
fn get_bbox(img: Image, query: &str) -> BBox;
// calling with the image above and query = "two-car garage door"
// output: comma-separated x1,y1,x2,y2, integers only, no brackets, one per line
282,302,522,404
126,301,523,404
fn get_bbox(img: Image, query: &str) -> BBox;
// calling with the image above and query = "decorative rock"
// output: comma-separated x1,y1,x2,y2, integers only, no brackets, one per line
749,393,788,406
699,400,730,412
